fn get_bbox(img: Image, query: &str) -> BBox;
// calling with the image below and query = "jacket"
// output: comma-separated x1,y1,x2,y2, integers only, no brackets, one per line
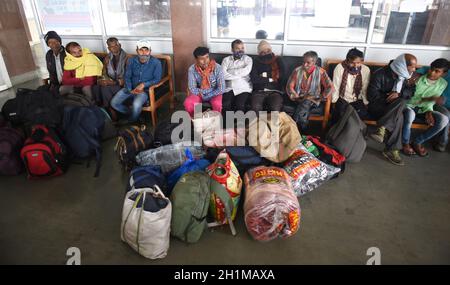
125,56,162,92
45,47,66,87
250,56,285,92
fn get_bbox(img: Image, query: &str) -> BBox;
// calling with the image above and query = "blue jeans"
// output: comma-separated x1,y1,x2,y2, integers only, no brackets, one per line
110,88,148,122
434,105,450,146
402,107,449,145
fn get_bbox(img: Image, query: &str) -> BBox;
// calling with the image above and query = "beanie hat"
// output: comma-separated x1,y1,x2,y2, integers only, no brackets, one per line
257,40,272,54
44,31,61,45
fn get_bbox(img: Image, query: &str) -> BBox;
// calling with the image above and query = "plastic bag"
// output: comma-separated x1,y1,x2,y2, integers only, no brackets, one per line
206,150,242,224
121,186,171,259
283,144,340,196
167,148,210,191
244,166,300,242
202,128,246,148
192,110,222,139
135,142,205,174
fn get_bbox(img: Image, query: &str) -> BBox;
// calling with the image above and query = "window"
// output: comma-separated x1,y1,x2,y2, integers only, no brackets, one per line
101,0,172,37
210,0,287,40
35,0,102,35
288,0,375,42
372,0,449,46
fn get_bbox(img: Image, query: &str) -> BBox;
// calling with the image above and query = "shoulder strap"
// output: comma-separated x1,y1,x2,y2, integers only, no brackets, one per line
209,180,237,236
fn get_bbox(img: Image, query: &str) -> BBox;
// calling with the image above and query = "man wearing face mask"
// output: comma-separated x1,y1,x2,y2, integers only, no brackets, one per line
221,39,253,113
185,47,225,118
367,53,417,166
110,39,162,123
286,51,334,131
250,40,285,113
331,48,371,122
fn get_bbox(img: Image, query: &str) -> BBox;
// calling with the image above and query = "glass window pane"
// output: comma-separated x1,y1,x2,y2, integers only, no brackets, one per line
288,0,374,42
101,0,172,37
210,0,287,40
35,0,102,35
372,0,449,46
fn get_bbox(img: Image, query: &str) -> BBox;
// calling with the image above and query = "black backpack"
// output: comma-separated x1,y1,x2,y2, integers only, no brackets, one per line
62,106,105,177
62,93,94,107
0,125,24,176
1,98,22,127
153,119,192,147
326,104,367,163
15,87,62,128
115,125,153,171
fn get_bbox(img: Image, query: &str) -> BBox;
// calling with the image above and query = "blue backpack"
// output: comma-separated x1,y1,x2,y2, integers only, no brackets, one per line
127,165,168,195
167,148,210,193
62,106,105,177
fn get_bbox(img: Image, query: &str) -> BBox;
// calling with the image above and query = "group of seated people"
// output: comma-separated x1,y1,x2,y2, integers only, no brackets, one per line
44,31,162,123
43,31,449,167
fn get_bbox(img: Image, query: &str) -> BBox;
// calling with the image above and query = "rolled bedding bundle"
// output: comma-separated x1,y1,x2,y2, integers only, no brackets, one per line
244,166,301,242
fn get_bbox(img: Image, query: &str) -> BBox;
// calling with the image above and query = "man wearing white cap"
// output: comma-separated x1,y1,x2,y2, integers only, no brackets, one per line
111,39,162,123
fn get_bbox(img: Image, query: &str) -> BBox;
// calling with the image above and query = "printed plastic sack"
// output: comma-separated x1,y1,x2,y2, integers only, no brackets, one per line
167,148,210,191
206,150,242,225
283,144,340,196
244,166,300,242
136,142,205,174
121,185,171,259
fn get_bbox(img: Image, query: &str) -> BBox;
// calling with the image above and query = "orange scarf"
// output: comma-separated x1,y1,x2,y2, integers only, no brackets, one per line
195,60,216,89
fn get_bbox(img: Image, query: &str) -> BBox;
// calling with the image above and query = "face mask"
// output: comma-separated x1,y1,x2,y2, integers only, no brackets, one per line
233,51,244,59
349,66,361,74
138,55,150,62
260,53,273,61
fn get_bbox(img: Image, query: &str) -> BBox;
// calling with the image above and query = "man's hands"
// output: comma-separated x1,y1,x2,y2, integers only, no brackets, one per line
131,83,145,95
419,96,440,103
407,72,421,86
425,111,435,126
98,79,115,86
386,91,399,103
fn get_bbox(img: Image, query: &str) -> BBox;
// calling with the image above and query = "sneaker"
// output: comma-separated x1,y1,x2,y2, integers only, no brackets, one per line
382,149,405,166
433,143,447,152
370,126,386,144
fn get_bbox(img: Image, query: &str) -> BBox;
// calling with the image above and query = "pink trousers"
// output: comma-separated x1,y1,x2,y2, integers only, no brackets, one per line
184,94,223,117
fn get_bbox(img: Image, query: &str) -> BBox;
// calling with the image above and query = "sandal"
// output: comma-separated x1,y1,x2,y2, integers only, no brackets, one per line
402,144,416,156
412,143,428,157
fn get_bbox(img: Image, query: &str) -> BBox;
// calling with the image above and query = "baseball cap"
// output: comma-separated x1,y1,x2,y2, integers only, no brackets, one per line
137,39,151,50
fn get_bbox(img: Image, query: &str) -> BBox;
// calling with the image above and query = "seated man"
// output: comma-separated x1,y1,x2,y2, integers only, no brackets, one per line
221,39,253,113
332,48,370,121
44,31,66,94
367,53,417,166
184,47,225,118
93,37,127,112
250,40,285,113
111,39,162,123
60,42,103,103
402,58,449,156
286,51,334,130
415,58,450,151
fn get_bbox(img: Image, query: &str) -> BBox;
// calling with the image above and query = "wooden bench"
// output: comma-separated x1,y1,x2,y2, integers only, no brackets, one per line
43,52,175,127
324,59,429,130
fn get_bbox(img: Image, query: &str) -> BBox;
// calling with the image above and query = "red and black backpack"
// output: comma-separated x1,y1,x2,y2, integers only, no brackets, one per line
20,125,67,179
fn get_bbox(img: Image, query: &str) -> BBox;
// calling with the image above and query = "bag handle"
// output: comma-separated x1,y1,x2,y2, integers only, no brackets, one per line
210,182,237,236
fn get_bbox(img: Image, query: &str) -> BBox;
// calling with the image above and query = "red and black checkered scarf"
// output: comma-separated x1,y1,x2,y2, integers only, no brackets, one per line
339,60,363,99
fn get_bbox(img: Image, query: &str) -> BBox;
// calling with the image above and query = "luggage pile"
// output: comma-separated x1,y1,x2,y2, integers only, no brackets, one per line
119,111,349,259
0,87,118,179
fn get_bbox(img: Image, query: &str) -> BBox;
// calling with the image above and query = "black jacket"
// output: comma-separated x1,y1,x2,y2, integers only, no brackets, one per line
250,55,285,92
367,61,415,116
45,47,66,87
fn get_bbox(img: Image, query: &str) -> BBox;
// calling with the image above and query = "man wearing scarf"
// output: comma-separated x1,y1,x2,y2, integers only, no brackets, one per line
44,31,66,94
331,48,371,122
184,47,225,118
60,42,103,103
286,51,334,130
367,53,417,166
250,40,285,113
92,38,128,117
111,39,162,123
221,39,253,113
